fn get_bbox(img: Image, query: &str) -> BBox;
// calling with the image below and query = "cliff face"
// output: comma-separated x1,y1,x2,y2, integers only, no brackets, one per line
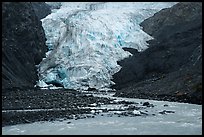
113,2,202,104
2,2,50,90
140,2,202,40
31,2,51,20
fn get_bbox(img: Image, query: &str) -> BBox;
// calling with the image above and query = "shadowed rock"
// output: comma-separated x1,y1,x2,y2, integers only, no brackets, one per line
113,2,202,104
31,2,51,20
2,2,50,90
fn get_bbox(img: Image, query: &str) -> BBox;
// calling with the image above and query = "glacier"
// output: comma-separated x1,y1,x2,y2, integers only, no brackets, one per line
37,2,177,91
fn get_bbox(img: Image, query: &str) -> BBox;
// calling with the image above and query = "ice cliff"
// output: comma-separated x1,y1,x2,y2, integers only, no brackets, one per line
37,2,176,91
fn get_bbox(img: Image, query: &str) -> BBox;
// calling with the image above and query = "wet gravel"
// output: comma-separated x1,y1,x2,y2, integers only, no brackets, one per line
2,88,166,127
2,88,114,127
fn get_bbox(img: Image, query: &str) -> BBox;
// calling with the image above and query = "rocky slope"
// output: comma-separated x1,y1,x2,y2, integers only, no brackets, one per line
112,2,202,104
2,2,50,90
31,2,51,20
45,2,62,10
140,2,202,40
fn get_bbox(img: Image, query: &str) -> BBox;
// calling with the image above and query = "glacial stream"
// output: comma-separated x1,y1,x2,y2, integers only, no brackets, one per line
2,92,202,135
3,2,202,135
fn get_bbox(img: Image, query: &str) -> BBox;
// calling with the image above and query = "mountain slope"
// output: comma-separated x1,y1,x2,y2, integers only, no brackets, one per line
113,2,202,104
31,2,51,20
2,2,50,90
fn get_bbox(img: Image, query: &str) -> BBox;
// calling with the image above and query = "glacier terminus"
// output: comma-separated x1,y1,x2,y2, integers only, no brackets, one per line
37,2,177,91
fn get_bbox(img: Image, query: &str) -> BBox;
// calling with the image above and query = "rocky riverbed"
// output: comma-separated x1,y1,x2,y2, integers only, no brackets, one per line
2,88,202,135
2,88,112,126
2,88,180,127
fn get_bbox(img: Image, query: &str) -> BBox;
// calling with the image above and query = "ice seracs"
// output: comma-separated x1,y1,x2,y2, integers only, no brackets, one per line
37,2,177,91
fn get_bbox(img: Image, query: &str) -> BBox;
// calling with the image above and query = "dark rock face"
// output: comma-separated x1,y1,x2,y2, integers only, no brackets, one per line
140,2,202,40
2,2,49,90
45,2,62,10
31,2,51,20
113,2,202,104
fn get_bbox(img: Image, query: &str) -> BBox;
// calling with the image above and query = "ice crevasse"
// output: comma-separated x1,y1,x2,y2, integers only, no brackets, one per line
37,2,177,91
